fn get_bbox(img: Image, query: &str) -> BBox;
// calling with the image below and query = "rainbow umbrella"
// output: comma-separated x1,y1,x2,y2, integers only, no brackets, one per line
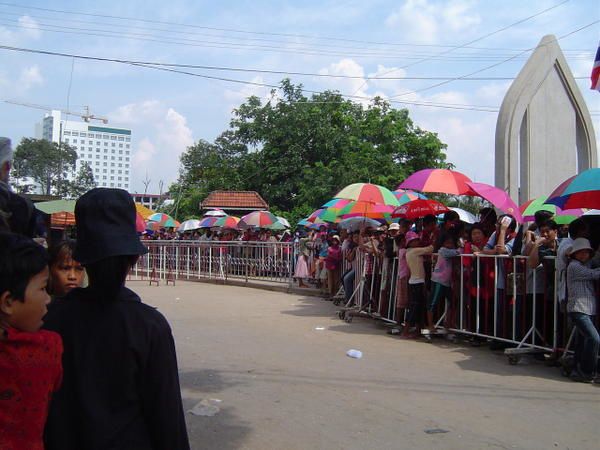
554,209,586,225
198,216,220,228
466,182,523,222
519,197,557,221
546,168,600,210
214,216,241,229
338,201,395,219
178,219,202,232
398,169,474,196
393,189,427,205
239,211,279,229
321,198,353,209
392,199,450,220
334,183,400,206
307,208,342,223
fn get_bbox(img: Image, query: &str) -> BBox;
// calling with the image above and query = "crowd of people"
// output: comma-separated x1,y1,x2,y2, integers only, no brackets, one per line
1,138,190,449
141,227,293,243
293,207,600,383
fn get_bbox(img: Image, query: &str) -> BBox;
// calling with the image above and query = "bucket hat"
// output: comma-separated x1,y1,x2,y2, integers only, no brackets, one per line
388,223,400,231
405,230,420,246
74,188,148,265
568,238,593,257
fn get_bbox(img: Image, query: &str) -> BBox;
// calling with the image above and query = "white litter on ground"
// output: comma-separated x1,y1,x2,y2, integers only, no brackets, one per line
346,349,363,359
189,399,221,417
315,327,325,331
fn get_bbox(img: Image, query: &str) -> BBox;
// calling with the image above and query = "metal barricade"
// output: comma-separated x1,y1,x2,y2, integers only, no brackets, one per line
133,241,296,287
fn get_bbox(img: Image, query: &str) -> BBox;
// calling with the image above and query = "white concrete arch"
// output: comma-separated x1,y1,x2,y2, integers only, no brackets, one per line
495,35,597,204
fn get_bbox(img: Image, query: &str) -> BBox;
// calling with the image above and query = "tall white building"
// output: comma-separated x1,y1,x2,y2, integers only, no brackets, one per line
37,110,132,191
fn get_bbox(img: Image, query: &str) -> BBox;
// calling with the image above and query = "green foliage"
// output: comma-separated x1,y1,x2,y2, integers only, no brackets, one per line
12,138,78,195
65,162,97,199
169,80,450,223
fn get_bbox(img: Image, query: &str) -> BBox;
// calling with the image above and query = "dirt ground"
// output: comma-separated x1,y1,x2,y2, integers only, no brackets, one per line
130,280,599,450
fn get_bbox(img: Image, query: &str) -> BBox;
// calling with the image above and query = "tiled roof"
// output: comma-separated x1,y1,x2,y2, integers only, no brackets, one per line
201,191,268,210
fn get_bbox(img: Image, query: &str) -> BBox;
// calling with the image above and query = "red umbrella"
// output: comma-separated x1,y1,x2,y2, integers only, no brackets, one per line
392,199,449,219
398,169,475,196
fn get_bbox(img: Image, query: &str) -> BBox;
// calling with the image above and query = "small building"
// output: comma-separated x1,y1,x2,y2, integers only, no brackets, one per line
200,190,268,216
131,193,165,211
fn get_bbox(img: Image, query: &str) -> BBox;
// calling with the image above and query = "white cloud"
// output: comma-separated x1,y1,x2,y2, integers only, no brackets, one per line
0,15,41,44
18,65,43,91
18,15,41,39
367,64,407,92
385,0,480,43
108,100,194,193
318,58,367,97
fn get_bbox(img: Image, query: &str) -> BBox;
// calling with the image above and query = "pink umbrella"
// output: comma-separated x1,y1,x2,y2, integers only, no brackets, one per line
398,169,475,196
466,182,524,222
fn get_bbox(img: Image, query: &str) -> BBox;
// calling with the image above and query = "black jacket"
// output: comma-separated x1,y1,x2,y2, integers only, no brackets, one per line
43,287,190,450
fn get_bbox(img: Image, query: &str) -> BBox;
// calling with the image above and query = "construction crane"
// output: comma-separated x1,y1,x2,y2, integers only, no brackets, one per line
2,100,108,124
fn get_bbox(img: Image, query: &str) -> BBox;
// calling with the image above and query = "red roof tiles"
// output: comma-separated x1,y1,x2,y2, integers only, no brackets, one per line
201,191,268,210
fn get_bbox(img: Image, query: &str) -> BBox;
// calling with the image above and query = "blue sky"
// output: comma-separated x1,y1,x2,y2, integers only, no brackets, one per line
1,0,599,194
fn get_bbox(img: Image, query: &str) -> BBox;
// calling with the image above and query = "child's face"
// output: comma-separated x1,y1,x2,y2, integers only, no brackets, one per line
471,229,485,244
5,267,51,333
573,249,592,264
51,256,85,297
442,238,455,249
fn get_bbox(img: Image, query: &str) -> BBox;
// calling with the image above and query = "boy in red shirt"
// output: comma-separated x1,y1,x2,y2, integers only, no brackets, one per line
0,233,63,450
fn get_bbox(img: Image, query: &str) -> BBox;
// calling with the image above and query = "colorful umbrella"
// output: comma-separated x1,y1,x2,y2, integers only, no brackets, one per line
214,216,241,229
393,189,427,205
145,221,164,232
178,219,202,232
338,217,380,231
519,197,557,221
307,208,342,223
466,181,523,222
321,198,353,209
334,183,400,206
135,203,154,220
392,199,450,219
204,209,227,217
338,201,395,219
448,207,476,224
553,209,586,225
398,169,474,196
239,211,279,228
198,216,220,228
135,212,146,232
276,216,291,228
546,168,600,210
148,212,172,223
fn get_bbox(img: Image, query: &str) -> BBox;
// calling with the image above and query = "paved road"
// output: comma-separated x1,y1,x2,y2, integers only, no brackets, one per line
131,280,599,450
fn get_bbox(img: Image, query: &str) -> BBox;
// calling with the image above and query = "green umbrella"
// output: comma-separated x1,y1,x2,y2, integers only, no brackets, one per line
35,199,77,215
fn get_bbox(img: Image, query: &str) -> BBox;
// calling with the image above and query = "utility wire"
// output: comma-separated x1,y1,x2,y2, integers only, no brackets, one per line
0,1,576,50
351,0,570,94
390,20,600,99
0,44,589,82
2,17,591,62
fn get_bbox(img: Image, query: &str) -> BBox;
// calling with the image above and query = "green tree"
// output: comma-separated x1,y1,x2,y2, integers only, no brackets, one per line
12,138,77,195
66,161,97,199
169,80,450,222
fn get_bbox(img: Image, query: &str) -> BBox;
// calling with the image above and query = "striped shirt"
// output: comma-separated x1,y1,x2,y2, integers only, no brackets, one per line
567,260,600,315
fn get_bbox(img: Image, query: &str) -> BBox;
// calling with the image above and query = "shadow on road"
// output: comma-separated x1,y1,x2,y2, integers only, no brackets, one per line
179,369,253,450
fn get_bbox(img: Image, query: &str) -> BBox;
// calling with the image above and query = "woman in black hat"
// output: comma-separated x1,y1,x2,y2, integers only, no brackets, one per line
43,188,189,450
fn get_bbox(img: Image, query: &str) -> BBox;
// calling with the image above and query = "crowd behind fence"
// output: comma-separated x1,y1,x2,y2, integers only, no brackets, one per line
133,239,598,364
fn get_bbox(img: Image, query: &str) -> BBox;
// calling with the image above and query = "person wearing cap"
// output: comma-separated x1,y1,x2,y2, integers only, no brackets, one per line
43,188,190,449
566,237,600,383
